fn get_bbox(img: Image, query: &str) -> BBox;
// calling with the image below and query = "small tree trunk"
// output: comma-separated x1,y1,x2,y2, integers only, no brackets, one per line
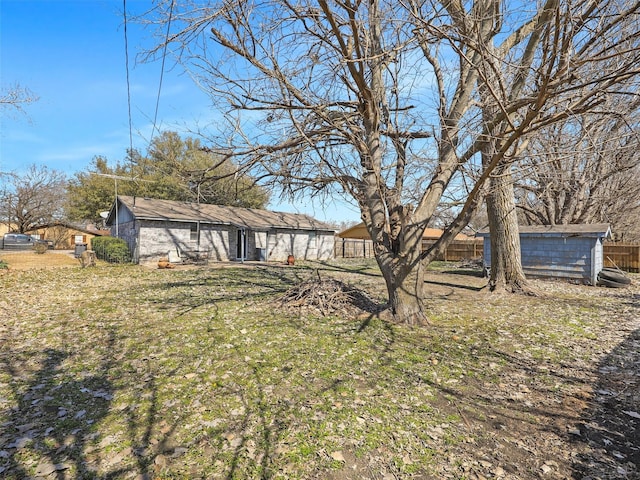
486,166,534,294
79,250,97,268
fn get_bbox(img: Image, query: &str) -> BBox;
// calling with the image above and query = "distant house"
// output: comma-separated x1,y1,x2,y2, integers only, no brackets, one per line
477,223,611,285
106,196,336,264
0,223,15,237
337,222,474,241
336,222,481,260
27,222,110,250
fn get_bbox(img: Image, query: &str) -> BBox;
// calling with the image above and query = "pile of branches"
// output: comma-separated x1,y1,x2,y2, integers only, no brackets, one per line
277,275,381,317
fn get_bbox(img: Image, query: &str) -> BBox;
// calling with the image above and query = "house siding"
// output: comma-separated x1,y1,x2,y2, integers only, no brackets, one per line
134,220,232,262
119,221,336,263
317,232,335,260
114,220,138,260
268,229,334,262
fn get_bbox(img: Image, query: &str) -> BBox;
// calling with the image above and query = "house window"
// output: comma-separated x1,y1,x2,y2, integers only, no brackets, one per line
190,223,199,242
74,235,86,245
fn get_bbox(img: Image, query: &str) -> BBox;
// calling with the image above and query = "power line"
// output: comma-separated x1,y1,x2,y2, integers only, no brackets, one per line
94,173,154,238
150,0,176,143
121,0,175,170
122,0,134,161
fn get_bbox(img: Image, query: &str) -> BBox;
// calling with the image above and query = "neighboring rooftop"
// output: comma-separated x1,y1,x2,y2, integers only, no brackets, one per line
338,222,474,240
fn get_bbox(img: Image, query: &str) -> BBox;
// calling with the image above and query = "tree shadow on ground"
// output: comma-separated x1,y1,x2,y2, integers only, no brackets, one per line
572,324,640,479
424,278,485,292
0,329,190,479
440,268,485,278
309,259,383,278
145,266,303,317
0,345,114,479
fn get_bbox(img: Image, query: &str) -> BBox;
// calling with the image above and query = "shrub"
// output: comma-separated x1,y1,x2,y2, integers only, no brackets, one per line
91,237,132,263
34,243,48,254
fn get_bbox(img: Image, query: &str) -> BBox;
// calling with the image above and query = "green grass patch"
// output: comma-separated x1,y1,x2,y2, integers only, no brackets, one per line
0,262,636,479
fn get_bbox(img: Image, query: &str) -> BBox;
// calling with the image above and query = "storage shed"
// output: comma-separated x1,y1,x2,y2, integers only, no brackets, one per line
477,224,611,285
106,196,336,264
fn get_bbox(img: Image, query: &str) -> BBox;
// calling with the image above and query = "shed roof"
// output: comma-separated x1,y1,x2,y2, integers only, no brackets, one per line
108,196,335,232
476,223,611,238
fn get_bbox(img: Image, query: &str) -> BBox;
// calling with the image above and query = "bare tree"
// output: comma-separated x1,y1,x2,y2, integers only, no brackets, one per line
0,83,39,117
515,95,640,240
410,0,640,293
144,0,640,322
0,165,67,233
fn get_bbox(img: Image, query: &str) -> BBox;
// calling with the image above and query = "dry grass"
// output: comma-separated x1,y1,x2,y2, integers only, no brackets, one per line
0,259,638,479
0,250,81,270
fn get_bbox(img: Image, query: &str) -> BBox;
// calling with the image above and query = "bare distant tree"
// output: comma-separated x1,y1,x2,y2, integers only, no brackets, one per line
0,83,39,117
144,0,640,321
515,95,640,240
0,165,67,233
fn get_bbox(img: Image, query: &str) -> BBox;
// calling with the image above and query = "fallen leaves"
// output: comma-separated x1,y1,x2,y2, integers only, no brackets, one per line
0,263,637,479
35,460,68,476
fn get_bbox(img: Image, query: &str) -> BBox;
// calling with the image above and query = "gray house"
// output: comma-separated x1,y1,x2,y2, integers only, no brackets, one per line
477,224,611,285
106,196,335,264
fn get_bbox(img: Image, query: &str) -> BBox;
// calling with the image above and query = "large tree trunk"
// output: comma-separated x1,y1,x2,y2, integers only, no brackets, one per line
486,165,533,294
377,251,427,325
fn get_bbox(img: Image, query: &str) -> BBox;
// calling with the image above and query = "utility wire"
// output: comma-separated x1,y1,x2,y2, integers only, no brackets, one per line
122,0,134,162
150,0,176,143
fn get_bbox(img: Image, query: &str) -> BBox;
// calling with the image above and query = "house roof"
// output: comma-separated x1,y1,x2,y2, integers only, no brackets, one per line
108,196,335,232
476,223,611,238
338,222,473,240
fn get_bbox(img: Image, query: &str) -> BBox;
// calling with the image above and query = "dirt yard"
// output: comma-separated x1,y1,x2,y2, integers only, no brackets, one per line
0,258,637,479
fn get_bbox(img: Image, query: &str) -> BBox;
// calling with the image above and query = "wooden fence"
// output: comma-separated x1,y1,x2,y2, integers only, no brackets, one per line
422,240,484,262
603,243,640,272
335,238,375,259
335,239,639,272
335,238,484,262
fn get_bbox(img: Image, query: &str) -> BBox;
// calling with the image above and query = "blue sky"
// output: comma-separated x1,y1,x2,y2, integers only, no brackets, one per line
0,0,359,224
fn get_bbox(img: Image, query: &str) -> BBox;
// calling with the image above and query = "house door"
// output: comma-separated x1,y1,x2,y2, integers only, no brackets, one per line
236,228,247,260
